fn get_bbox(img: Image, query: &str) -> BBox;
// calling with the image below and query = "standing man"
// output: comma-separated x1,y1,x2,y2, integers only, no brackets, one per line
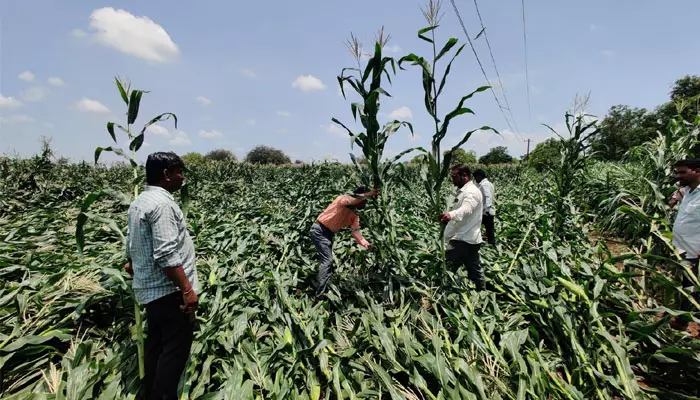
672,158,700,309
124,152,199,400
311,186,378,298
473,169,496,245
440,165,485,290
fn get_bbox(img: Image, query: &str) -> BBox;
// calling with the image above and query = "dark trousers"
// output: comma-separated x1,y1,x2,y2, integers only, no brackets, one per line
680,258,699,311
311,222,335,297
483,214,495,245
446,240,485,290
144,292,195,400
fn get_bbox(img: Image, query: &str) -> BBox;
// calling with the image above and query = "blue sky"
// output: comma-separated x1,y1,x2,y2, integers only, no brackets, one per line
1,0,699,163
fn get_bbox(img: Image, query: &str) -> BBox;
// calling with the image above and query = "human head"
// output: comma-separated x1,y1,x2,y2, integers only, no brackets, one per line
674,158,700,188
353,186,370,209
450,164,471,188
146,152,186,192
473,169,487,183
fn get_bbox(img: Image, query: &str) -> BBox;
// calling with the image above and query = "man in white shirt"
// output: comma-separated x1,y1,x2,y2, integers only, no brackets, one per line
672,158,700,309
474,169,496,245
439,165,485,290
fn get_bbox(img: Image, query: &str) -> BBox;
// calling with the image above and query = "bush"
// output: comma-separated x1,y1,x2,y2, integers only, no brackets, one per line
245,145,291,165
479,146,514,165
204,149,237,162
444,148,477,166
182,152,206,165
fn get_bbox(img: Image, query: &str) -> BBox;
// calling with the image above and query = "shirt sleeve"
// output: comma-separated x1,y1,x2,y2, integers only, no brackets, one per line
350,215,371,248
449,191,479,221
483,184,494,211
149,204,183,268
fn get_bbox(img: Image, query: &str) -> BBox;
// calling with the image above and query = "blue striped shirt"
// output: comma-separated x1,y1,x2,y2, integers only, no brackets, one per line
126,186,199,304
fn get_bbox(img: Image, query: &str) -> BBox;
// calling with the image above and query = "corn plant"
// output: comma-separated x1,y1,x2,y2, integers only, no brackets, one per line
332,29,417,292
398,0,496,258
75,76,178,381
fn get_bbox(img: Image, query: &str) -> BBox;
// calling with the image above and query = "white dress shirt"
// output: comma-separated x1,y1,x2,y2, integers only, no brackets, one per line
444,181,484,248
673,185,700,259
478,178,495,216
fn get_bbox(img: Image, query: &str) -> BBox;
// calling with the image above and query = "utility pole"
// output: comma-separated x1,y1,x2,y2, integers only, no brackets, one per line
525,138,532,158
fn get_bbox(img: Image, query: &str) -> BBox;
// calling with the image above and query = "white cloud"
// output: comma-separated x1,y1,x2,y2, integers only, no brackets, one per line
75,98,110,113
385,45,402,53
48,77,65,87
246,119,257,125
292,75,326,92
388,106,413,120
589,24,600,32
170,131,191,146
0,95,23,109
241,69,257,79
0,114,35,124
44,122,55,128
277,128,289,134
600,50,616,58
325,124,347,138
18,71,35,82
196,96,212,106
409,133,422,142
21,87,49,102
147,124,171,138
277,111,293,117
71,28,87,38
143,142,151,148
89,7,179,63
198,129,223,139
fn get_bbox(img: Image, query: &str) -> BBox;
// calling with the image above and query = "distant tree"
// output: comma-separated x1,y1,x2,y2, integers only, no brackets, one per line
204,149,237,162
527,138,563,172
182,152,206,165
410,154,427,164
479,146,513,165
590,105,658,161
294,159,304,165
444,148,477,166
245,145,290,165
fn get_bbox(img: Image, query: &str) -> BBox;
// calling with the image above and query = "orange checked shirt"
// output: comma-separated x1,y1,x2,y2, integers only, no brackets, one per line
317,195,370,248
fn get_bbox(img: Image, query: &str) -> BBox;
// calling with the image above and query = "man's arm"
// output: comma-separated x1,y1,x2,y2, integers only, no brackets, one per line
350,216,371,248
483,183,494,211
448,192,480,221
338,188,380,206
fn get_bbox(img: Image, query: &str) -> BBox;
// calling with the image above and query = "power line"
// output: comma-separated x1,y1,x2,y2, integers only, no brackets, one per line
449,0,516,133
521,0,532,119
471,0,521,135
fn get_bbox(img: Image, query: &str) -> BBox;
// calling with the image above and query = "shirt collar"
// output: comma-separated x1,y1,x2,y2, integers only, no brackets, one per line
145,185,174,199
458,181,475,192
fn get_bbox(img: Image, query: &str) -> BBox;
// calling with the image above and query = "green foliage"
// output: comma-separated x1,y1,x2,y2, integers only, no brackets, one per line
478,146,513,165
443,148,476,166
591,105,658,161
182,152,206,165
245,145,290,165
527,138,563,172
204,149,237,162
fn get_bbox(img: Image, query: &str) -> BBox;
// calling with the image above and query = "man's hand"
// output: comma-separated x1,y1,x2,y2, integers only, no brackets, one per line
180,288,199,314
368,188,380,198
366,243,374,250
439,213,452,224
124,263,134,276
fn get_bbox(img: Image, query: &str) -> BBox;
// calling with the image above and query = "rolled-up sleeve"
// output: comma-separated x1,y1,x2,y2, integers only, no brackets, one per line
338,195,365,207
449,192,479,221
150,204,183,268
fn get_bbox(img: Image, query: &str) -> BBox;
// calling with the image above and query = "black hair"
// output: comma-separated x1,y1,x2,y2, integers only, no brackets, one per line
451,164,471,177
675,158,700,170
146,152,185,185
473,169,487,180
354,186,370,194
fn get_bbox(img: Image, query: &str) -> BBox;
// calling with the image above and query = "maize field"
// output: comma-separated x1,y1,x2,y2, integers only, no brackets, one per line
1,146,699,399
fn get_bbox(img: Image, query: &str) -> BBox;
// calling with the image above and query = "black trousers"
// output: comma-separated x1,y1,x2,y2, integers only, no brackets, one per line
445,240,484,290
144,292,195,400
310,222,335,297
680,258,699,311
483,214,495,245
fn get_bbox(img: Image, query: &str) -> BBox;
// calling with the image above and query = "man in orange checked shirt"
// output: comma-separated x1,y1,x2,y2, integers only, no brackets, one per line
311,186,379,297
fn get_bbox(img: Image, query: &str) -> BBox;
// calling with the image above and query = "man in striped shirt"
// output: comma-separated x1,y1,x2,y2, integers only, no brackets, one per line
124,152,199,400
311,186,379,297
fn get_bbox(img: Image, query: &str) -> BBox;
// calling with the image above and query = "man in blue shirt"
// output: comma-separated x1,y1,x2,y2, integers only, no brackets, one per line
124,152,199,399
672,159,700,311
